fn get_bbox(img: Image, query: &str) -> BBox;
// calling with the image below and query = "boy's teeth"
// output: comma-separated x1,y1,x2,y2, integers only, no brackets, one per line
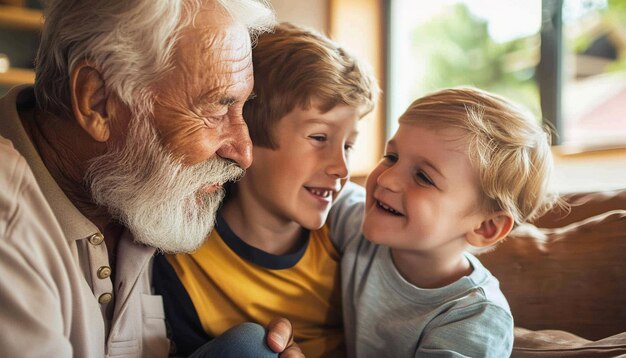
378,201,401,215
308,188,331,198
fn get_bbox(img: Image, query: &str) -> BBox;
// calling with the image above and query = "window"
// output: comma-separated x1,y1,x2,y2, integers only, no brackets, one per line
558,0,626,150
387,0,626,151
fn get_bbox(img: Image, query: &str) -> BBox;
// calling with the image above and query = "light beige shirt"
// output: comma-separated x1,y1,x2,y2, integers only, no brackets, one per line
0,86,169,357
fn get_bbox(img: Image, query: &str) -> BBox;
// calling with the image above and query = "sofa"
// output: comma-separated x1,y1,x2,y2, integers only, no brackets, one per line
479,189,626,357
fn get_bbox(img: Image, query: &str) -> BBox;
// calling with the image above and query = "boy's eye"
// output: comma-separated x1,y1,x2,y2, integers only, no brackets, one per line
382,153,398,164
415,171,435,187
345,143,354,152
309,134,327,142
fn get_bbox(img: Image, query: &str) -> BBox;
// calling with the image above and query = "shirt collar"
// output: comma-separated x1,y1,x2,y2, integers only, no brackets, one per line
0,85,100,242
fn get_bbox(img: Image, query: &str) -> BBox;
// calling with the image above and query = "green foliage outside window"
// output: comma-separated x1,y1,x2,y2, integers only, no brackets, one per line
409,3,542,120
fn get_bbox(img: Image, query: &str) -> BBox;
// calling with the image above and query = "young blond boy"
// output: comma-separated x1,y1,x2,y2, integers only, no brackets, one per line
331,87,555,357
153,22,379,357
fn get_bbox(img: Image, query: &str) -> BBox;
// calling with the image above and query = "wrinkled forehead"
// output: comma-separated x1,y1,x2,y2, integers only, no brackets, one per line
151,6,253,104
174,15,252,80
178,3,252,59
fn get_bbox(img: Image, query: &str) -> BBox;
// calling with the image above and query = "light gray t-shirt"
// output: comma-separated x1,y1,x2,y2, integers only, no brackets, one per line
329,182,514,358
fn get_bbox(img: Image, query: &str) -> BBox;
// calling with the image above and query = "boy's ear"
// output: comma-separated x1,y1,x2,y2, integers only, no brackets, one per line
466,212,514,247
70,60,112,142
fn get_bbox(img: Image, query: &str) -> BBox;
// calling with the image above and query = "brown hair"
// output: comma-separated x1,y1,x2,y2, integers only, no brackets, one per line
243,22,379,148
400,87,556,225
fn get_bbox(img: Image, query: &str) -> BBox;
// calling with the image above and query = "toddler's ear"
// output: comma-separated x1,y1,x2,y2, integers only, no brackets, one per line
466,212,514,247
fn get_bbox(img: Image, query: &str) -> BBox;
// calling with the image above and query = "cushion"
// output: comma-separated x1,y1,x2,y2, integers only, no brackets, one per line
512,328,626,357
480,210,626,340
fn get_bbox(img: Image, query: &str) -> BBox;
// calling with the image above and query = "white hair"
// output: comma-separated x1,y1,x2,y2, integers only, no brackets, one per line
34,0,275,118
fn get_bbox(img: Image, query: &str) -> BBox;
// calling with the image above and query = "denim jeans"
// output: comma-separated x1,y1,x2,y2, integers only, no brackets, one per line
188,322,279,358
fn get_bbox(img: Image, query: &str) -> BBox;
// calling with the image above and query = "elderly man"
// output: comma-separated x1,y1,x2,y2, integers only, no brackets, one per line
0,0,301,356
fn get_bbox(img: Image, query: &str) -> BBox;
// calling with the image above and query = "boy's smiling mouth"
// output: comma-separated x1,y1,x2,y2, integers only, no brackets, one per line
305,186,334,198
376,200,404,216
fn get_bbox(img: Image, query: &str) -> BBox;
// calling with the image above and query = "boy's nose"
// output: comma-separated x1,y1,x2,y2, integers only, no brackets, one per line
376,166,402,192
326,150,349,179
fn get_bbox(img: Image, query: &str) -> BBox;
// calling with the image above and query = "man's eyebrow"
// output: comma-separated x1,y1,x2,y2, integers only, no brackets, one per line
218,96,237,106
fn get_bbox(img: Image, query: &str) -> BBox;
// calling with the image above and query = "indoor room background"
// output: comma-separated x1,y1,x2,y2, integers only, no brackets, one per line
1,0,624,192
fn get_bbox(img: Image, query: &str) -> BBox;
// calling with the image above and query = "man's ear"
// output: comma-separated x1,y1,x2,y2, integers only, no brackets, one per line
70,60,111,142
466,212,514,247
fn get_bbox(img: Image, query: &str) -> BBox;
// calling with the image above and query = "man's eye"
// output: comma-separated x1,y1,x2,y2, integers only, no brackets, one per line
203,114,225,125
416,171,435,186
309,134,327,142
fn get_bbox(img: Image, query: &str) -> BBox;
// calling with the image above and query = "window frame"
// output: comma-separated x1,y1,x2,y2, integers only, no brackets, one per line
538,0,564,145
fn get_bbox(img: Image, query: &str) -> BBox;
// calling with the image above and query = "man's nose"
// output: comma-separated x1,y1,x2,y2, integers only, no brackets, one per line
216,120,253,169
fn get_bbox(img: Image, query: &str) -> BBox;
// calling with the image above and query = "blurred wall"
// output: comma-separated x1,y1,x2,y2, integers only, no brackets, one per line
270,0,329,33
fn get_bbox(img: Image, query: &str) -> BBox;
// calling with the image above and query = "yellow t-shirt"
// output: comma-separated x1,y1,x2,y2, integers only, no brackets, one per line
166,217,344,358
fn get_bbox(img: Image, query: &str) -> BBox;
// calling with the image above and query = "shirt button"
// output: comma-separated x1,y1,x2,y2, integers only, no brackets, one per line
89,233,104,245
98,293,113,304
97,266,112,279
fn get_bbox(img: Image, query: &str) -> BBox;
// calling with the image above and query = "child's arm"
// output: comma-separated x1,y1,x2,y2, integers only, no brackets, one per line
417,303,513,358
328,181,366,253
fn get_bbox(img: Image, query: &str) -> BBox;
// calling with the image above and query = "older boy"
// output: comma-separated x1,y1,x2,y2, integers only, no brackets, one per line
0,0,295,357
331,87,556,357
153,22,379,357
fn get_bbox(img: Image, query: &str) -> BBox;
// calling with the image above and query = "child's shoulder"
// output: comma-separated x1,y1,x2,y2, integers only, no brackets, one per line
328,181,366,252
461,253,512,314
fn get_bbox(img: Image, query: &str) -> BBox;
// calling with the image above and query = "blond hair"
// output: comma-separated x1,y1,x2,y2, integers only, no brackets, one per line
243,22,380,148
400,87,556,225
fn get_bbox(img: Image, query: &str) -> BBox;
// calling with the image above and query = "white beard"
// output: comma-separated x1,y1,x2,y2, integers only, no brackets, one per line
85,107,244,253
